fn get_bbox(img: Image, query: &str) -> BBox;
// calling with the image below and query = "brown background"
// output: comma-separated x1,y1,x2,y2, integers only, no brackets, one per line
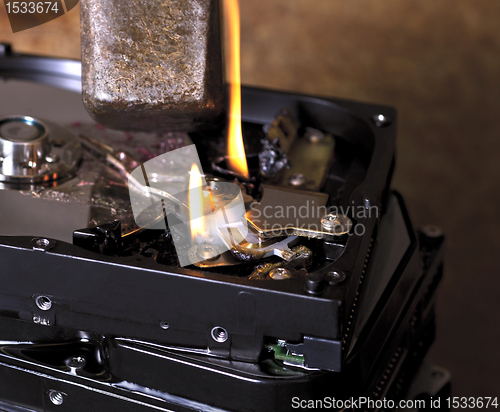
1,0,499,397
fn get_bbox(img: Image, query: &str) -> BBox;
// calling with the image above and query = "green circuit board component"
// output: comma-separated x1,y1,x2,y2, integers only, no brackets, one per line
266,342,305,366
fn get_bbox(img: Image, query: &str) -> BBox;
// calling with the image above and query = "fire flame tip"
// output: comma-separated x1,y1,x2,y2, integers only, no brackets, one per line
225,0,249,180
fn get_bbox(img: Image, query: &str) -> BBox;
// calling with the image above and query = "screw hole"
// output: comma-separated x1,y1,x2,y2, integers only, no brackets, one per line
327,270,346,285
211,326,228,343
49,390,64,405
35,295,52,311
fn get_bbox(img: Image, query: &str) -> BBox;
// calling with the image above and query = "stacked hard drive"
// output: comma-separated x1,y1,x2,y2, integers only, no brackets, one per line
0,46,448,412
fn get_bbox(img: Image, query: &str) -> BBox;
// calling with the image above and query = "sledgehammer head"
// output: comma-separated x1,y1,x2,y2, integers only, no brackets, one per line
81,0,224,132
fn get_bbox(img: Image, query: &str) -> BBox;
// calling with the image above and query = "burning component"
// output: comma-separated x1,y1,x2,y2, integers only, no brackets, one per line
259,109,295,179
259,137,289,179
258,109,335,190
128,145,249,266
80,0,224,132
188,163,209,241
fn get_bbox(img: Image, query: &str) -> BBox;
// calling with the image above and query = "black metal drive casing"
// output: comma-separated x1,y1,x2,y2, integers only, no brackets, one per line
0,50,445,412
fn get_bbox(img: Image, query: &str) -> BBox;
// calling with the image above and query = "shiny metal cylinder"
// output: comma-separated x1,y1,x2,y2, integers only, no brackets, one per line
0,115,82,184
0,116,50,178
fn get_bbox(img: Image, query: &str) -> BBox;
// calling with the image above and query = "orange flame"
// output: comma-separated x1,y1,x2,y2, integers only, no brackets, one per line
224,0,249,179
189,163,205,241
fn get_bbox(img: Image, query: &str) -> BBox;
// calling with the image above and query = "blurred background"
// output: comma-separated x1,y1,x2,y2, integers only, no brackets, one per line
1,0,499,398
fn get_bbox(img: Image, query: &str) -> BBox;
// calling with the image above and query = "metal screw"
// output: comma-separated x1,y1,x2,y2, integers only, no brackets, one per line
422,225,443,238
66,355,86,369
327,270,346,285
160,321,169,330
321,214,352,235
48,390,64,405
71,356,85,364
32,238,56,251
36,238,50,248
269,267,292,280
211,326,228,343
289,173,306,187
372,114,391,128
35,295,52,311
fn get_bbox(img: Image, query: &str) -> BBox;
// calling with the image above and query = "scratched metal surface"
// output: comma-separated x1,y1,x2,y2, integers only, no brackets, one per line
80,0,224,132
